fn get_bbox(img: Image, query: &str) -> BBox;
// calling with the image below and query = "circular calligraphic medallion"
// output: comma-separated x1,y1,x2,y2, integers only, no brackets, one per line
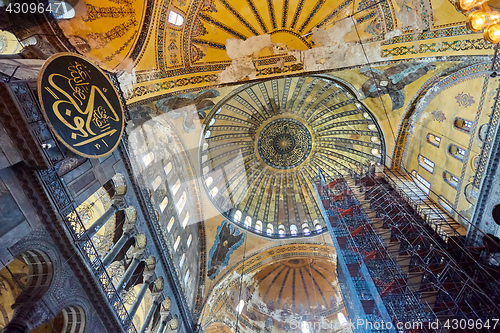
258,118,312,169
37,53,124,158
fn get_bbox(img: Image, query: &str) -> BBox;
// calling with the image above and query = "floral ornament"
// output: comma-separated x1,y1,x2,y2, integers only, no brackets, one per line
431,109,446,123
455,92,475,108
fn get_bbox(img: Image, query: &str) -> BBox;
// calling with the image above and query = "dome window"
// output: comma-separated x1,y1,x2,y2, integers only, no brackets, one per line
234,210,242,222
244,216,252,228
266,223,274,236
255,221,262,233
290,225,298,236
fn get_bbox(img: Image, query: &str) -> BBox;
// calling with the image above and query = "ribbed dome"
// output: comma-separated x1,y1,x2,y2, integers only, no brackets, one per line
200,76,384,238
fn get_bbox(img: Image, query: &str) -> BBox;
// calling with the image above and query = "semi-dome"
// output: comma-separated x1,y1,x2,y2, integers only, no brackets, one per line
200,76,384,238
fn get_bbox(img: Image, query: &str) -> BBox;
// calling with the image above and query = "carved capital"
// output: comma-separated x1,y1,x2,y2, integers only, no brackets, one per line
4,301,51,332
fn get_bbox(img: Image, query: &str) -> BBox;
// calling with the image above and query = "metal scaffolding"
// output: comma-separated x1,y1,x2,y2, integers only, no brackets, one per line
314,168,500,332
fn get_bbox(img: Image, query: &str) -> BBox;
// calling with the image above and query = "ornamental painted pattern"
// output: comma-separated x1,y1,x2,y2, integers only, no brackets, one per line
455,92,475,108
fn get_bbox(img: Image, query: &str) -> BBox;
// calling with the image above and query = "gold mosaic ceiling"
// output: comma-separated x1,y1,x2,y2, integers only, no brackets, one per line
200,75,383,238
200,244,344,333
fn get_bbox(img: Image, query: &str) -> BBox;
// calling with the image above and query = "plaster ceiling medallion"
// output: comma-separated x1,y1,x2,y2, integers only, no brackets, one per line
200,76,384,238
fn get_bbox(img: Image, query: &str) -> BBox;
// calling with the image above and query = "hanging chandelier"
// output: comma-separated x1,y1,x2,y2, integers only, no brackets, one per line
457,0,500,43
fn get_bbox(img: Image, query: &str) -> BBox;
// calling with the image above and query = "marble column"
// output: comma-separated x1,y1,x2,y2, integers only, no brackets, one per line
80,199,124,240
128,273,155,320
101,207,137,268
115,251,144,294
139,294,162,333
155,313,169,333
102,230,135,268
2,301,50,333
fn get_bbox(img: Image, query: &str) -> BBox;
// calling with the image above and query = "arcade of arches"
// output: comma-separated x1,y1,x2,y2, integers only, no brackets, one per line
1,0,500,332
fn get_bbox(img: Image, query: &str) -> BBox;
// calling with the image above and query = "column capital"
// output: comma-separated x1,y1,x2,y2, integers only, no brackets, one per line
4,301,51,332
111,198,127,210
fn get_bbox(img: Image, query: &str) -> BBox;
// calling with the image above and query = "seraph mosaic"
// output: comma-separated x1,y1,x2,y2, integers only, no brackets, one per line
207,220,245,280
360,63,436,110
155,89,219,132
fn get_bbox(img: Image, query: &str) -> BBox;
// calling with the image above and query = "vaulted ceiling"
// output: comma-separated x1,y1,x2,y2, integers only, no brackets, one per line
49,0,492,106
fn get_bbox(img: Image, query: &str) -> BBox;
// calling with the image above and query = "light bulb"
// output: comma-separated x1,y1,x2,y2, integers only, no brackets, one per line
469,11,487,31
457,0,488,12
484,23,500,43
468,10,500,32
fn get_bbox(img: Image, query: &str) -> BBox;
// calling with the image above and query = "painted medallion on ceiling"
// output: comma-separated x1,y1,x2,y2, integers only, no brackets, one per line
200,75,384,238
54,0,152,70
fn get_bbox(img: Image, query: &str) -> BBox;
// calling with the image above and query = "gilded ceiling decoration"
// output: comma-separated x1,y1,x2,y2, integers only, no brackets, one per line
200,75,384,238
54,0,152,70
200,244,345,333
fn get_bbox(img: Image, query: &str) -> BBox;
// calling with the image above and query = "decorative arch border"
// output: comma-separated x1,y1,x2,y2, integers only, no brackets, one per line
391,62,490,169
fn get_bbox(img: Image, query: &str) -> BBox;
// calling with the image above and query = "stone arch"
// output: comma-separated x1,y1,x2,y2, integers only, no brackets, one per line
391,63,489,169
60,305,86,333
0,231,61,331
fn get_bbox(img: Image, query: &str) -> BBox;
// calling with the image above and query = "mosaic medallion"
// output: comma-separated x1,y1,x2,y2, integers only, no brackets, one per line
258,119,312,169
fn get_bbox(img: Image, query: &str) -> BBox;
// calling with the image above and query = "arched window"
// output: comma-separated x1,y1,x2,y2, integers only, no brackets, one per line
266,223,274,236
182,212,189,228
278,225,285,237
172,179,181,196
203,166,209,175
179,254,186,268
205,177,213,187
448,144,466,162
314,220,322,232
159,197,169,212
290,225,298,236
244,216,252,228
210,187,219,197
202,142,209,150
427,133,441,147
168,10,184,26
234,210,242,222
201,155,208,163
209,118,216,126
142,152,154,167
204,130,211,139
184,269,190,285
411,170,431,195
454,117,473,133
187,234,192,248
371,148,381,157
164,162,173,176
152,176,162,191
177,192,187,212
443,171,459,189
418,155,434,173
167,217,175,232
255,221,262,233
173,236,181,251
438,196,454,215
302,223,310,236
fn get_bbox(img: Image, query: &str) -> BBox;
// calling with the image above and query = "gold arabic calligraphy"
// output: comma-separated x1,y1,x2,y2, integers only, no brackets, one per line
46,61,120,149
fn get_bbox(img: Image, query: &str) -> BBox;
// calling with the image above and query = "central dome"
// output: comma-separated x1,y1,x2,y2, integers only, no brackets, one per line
200,76,384,238
258,118,312,169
